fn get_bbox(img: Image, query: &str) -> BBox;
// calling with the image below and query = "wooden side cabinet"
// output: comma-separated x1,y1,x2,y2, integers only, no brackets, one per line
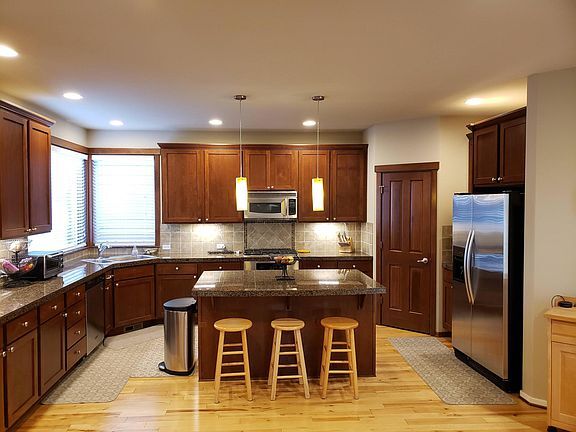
546,308,576,432
442,267,453,332
330,149,366,222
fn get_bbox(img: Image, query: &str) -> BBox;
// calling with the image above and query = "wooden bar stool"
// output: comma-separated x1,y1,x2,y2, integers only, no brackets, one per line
268,318,310,400
214,318,253,403
320,316,359,399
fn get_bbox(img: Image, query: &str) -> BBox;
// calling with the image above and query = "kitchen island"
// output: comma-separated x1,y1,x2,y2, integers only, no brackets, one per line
192,269,386,380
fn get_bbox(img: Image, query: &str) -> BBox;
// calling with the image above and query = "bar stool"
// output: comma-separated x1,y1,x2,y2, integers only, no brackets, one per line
268,318,310,400
320,316,359,399
213,318,253,403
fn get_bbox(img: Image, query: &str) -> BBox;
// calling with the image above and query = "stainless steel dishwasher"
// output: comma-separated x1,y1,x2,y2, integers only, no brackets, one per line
86,275,105,354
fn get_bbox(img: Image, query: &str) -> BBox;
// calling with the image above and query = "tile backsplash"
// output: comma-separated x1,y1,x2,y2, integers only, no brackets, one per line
441,225,452,265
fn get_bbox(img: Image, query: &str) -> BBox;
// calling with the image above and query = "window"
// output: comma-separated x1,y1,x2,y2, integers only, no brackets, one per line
92,155,156,246
29,146,87,252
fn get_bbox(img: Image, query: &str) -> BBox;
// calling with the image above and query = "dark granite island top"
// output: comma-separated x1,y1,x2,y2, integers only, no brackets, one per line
192,269,386,297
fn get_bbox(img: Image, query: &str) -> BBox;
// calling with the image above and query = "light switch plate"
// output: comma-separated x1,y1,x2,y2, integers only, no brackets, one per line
216,243,226,250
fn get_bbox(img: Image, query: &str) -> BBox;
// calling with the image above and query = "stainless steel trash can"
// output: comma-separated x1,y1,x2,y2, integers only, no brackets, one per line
158,297,197,375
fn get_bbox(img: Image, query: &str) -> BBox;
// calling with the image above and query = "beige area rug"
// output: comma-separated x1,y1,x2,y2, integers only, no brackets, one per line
43,326,168,404
388,337,515,405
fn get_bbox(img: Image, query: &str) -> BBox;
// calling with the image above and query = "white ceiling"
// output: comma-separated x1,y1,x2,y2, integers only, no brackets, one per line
0,0,575,131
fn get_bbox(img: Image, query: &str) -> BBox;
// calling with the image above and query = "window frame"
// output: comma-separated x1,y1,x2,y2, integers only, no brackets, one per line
88,148,160,248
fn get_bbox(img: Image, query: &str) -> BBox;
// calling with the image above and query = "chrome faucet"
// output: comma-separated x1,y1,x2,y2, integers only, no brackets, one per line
97,242,110,258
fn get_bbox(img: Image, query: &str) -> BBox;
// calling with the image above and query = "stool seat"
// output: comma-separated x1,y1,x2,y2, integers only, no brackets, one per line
214,318,252,332
321,316,359,330
271,318,305,331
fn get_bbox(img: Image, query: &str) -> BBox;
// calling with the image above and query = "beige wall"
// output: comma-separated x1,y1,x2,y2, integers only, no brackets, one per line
0,91,88,145
364,115,477,332
521,67,576,405
87,129,364,148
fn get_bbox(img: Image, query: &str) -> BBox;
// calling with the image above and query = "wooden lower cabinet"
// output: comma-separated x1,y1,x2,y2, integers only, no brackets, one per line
66,337,87,370
39,313,66,396
442,268,453,332
299,258,373,277
546,312,576,432
5,329,38,427
156,263,198,319
114,276,155,328
104,275,114,335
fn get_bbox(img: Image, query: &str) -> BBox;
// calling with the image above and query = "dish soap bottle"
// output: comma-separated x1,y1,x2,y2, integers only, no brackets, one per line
131,245,139,257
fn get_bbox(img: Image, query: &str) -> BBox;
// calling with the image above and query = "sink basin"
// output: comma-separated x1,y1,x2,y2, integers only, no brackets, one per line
83,255,156,265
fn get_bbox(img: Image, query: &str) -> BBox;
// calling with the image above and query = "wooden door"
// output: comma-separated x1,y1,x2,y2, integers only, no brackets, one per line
156,274,198,319
330,149,366,222
550,341,576,427
104,274,114,335
298,150,330,222
499,117,526,186
39,313,66,396
204,149,243,223
27,121,52,234
0,109,29,239
113,276,155,328
243,149,269,190
377,165,437,334
269,149,298,190
472,125,499,187
5,330,38,427
161,149,204,223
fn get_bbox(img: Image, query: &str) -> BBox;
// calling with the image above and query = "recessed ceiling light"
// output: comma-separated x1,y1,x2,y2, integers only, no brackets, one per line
209,119,223,126
0,44,18,58
465,97,486,106
302,120,316,127
63,92,83,100
109,120,124,127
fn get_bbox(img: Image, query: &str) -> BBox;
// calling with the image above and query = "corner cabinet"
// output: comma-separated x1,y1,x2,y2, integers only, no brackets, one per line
0,101,53,239
113,265,156,329
467,107,526,191
159,143,367,224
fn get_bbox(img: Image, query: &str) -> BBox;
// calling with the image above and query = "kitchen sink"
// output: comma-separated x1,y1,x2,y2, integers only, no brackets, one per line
83,255,157,265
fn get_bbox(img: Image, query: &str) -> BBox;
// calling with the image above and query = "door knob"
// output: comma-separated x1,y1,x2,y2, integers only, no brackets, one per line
417,257,429,264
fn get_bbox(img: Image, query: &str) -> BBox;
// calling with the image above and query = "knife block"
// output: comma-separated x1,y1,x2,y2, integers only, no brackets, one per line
338,240,354,254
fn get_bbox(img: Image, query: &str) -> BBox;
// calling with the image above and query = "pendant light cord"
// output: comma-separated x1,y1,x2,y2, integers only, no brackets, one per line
316,98,320,178
239,97,243,177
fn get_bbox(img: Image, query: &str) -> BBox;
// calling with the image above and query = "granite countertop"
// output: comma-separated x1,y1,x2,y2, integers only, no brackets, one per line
297,251,373,261
191,269,386,297
0,252,374,324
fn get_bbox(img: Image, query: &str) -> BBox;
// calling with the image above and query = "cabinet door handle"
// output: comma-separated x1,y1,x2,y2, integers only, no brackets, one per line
105,275,113,280
491,177,497,182
21,321,29,328
75,292,81,297
51,305,58,310
497,177,503,182
31,227,38,231
8,347,14,353
25,228,32,233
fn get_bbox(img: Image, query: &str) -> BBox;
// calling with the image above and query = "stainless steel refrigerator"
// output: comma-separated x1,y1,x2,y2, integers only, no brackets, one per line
452,192,524,392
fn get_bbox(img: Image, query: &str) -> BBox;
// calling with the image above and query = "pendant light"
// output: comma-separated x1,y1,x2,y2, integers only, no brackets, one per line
234,95,248,211
311,95,325,212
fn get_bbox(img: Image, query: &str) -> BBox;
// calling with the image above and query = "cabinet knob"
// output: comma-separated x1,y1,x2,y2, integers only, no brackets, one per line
75,330,81,335
21,321,29,328
116,283,119,287
25,228,32,233
8,347,14,353
333,218,336,221
193,275,197,279
105,286,110,291
352,264,356,268
62,312,68,318
75,310,81,316
1,351,5,358
206,218,209,221
31,227,38,231
218,266,223,270
75,291,81,297
175,266,179,271
317,265,321,268
51,305,58,310
105,275,113,280
491,177,497,182
75,350,81,355
325,218,329,221
497,177,503,182
198,218,202,222
270,186,274,189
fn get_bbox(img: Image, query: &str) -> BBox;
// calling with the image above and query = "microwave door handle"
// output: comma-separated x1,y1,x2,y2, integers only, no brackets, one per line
281,199,287,216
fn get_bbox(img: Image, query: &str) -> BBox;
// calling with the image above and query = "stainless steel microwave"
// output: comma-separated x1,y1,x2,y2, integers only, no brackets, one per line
244,191,297,220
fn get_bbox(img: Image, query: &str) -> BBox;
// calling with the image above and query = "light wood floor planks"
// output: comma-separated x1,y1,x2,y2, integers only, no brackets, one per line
17,326,547,432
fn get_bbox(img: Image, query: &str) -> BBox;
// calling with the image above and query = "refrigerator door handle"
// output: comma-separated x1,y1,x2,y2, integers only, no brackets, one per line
466,230,476,305
463,230,473,304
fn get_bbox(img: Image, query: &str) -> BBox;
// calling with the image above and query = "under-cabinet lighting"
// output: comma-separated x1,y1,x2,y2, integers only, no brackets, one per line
209,119,223,126
303,120,316,127
319,281,340,285
0,45,18,58
63,92,83,100
109,119,124,127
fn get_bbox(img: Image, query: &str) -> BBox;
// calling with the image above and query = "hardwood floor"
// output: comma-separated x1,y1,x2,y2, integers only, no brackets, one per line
17,326,546,431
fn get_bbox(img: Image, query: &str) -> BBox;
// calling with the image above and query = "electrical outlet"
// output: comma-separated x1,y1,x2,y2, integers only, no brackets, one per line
162,244,171,250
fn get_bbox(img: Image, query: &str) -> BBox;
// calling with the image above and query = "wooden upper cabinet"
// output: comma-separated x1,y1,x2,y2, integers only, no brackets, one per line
28,121,52,234
269,149,298,190
243,149,269,190
298,150,330,222
204,149,243,223
330,149,366,222
243,149,298,190
0,109,29,239
499,117,526,186
472,125,499,186
161,149,204,223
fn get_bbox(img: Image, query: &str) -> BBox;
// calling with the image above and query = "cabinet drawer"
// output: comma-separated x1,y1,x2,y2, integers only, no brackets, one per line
66,337,86,370
337,260,372,275
299,260,338,270
39,295,65,324
114,264,155,281
199,261,243,272
66,284,85,307
66,301,86,328
66,319,86,349
6,309,38,345
157,263,198,275
552,320,576,340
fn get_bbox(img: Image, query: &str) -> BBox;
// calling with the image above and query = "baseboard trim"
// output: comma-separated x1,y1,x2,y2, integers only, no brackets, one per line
519,390,547,408
435,331,451,337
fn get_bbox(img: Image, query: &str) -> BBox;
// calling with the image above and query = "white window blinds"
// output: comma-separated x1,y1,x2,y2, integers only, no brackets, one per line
92,155,156,246
29,146,88,252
